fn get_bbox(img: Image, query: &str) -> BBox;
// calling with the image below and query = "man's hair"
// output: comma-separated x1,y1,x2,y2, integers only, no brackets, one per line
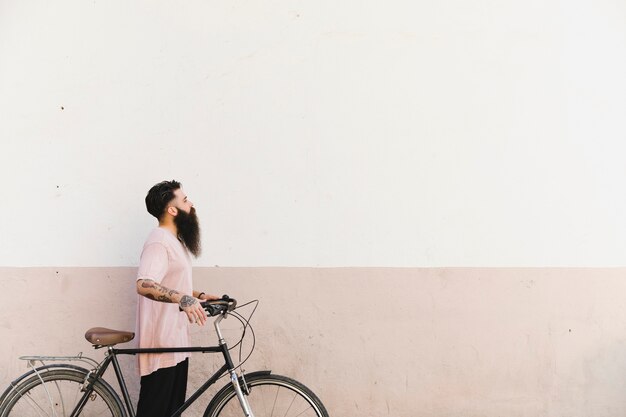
145,180,181,220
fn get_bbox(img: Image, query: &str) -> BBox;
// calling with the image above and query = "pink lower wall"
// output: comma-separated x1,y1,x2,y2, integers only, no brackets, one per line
2,267,626,416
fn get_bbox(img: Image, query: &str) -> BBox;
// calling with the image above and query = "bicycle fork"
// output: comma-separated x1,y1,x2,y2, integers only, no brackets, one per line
215,315,255,417
229,370,254,417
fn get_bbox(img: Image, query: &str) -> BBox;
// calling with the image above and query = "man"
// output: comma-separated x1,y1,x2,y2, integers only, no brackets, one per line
135,180,219,417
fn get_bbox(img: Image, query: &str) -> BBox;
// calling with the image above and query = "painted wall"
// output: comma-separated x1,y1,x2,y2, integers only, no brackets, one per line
3,267,626,417
1,0,625,267
2,1,626,416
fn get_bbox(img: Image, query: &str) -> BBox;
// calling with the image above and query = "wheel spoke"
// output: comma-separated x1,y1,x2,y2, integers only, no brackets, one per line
281,391,297,417
205,375,328,417
70,379,81,417
270,385,279,417
11,389,50,417
293,405,314,417
51,378,67,417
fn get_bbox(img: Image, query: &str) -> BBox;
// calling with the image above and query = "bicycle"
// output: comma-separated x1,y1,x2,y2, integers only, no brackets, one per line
0,296,329,417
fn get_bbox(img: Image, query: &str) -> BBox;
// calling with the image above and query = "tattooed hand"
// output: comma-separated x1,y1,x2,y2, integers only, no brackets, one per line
179,295,196,308
179,295,207,326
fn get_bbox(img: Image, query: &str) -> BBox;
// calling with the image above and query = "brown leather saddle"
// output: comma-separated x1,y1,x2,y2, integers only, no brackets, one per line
85,327,135,347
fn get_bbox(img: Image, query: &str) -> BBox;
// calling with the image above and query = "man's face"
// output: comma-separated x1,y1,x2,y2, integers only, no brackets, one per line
170,188,194,214
169,188,201,257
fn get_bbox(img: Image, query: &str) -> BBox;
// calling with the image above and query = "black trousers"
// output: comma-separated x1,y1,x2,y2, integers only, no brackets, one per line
136,358,188,417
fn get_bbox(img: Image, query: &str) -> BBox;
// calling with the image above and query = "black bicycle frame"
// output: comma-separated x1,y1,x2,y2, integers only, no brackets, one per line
71,344,236,417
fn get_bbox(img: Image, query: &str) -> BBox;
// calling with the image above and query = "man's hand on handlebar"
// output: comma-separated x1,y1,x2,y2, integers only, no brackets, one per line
200,295,237,317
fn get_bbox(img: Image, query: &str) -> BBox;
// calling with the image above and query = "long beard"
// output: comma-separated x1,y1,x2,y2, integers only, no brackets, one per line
174,207,201,257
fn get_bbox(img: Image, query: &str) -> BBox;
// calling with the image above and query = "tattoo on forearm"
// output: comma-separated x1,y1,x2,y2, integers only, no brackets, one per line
179,295,196,308
141,280,180,304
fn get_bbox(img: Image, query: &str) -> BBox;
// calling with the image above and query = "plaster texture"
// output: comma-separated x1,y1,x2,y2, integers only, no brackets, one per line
2,267,626,416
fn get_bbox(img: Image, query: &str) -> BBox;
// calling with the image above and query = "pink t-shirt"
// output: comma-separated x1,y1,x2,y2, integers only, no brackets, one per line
136,227,192,377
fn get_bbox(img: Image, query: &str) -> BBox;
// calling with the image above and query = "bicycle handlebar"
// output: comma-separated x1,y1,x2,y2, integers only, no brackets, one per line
201,295,237,317
177,295,237,316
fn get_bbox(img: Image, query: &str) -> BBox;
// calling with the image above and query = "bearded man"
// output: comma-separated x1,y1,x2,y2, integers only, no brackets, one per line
135,180,219,417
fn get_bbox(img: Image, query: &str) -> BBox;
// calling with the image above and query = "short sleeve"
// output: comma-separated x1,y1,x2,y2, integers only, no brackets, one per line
137,242,169,283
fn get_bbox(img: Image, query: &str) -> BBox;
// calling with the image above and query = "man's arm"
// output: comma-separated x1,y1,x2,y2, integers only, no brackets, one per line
192,290,221,301
136,279,207,325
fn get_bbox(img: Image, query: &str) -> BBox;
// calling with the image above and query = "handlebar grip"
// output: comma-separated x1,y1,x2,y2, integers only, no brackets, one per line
200,295,237,316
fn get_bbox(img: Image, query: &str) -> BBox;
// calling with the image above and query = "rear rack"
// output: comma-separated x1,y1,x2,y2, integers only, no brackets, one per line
19,353,100,370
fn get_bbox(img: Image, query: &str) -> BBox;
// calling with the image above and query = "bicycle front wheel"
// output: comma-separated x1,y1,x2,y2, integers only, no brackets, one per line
0,367,124,417
204,373,329,417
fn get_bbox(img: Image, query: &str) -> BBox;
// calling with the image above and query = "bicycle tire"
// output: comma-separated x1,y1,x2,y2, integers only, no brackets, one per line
204,372,329,417
0,367,125,417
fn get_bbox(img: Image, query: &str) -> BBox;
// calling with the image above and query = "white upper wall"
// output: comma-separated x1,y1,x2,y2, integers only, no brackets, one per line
1,0,625,267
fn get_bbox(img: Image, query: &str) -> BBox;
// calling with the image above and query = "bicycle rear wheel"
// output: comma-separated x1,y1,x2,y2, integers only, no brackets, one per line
204,373,329,417
0,367,124,417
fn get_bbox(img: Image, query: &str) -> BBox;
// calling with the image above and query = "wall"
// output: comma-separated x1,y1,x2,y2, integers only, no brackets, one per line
1,0,625,267
3,267,626,417
1,1,626,416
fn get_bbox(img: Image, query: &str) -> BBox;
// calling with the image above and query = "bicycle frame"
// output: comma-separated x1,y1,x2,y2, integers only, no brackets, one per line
71,314,254,417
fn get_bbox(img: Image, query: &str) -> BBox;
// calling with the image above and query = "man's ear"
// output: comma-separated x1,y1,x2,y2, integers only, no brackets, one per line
167,206,178,217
